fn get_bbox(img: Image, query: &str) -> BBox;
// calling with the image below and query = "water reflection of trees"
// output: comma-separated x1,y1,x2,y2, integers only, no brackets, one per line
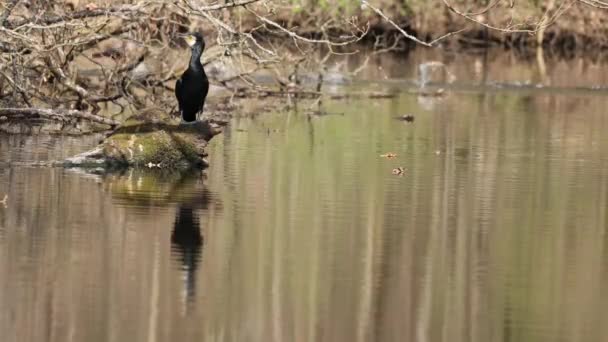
4,78,608,341
201,91,608,342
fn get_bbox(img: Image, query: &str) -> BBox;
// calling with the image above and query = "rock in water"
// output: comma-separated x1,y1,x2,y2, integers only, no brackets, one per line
64,114,224,169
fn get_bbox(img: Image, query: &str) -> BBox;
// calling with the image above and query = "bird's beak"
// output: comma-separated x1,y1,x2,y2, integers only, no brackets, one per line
182,34,196,47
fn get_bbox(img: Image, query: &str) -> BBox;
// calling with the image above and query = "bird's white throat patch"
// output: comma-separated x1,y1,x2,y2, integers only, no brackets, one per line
185,35,196,47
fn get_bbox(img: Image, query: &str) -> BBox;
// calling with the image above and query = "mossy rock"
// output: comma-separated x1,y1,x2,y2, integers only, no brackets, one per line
64,112,224,169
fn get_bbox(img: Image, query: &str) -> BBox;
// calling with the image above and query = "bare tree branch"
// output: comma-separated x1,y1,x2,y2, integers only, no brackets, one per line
196,0,263,11
362,0,465,47
5,4,145,29
247,7,366,47
578,0,608,9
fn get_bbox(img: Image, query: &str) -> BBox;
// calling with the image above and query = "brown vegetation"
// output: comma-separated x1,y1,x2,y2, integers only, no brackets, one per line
1,0,608,132
0,0,366,131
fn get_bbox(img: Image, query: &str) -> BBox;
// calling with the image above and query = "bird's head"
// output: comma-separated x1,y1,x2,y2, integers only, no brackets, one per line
182,32,205,50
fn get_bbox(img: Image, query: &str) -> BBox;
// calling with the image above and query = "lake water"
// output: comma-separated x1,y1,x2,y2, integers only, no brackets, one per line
1,50,608,342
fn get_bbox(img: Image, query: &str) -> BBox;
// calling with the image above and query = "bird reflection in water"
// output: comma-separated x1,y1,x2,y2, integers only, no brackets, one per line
168,172,216,314
76,167,218,315
171,204,202,311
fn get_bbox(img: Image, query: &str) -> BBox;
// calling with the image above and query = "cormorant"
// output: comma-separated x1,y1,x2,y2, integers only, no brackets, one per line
175,32,209,123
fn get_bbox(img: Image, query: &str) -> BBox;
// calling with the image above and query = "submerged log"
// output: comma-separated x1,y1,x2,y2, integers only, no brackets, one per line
63,112,225,169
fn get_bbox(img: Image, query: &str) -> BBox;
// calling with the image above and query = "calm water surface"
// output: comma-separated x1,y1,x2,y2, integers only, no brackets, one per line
1,51,608,342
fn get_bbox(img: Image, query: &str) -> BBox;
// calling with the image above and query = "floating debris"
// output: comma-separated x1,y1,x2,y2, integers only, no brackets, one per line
418,88,445,97
392,167,406,175
397,114,415,122
146,162,162,169
435,150,441,155
380,152,397,159
266,128,280,135
0,194,7,207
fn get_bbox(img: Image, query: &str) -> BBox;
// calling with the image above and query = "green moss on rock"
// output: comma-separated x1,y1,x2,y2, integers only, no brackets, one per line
64,112,224,170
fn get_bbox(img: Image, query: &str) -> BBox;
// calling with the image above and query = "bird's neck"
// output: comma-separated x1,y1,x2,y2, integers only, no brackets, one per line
189,44,203,70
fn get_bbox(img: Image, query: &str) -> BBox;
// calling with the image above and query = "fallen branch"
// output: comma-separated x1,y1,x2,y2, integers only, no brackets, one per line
225,86,397,100
196,0,263,11
0,107,119,127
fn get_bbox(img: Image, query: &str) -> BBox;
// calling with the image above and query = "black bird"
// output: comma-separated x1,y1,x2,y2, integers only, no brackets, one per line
175,32,209,123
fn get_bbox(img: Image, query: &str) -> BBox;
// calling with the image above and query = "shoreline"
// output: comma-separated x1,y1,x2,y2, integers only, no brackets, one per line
272,2,608,53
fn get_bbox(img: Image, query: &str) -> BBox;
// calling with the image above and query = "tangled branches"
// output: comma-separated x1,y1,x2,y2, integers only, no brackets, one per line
2,0,607,131
0,0,367,130
361,0,608,49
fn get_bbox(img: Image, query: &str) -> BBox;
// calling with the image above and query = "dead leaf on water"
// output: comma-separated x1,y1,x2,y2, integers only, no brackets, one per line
392,167,406,176
397,114,415,122
380,152,397,159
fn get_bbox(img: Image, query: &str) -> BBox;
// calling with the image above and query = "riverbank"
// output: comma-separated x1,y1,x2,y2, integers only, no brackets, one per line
3,0,608,140
275,0,608,52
